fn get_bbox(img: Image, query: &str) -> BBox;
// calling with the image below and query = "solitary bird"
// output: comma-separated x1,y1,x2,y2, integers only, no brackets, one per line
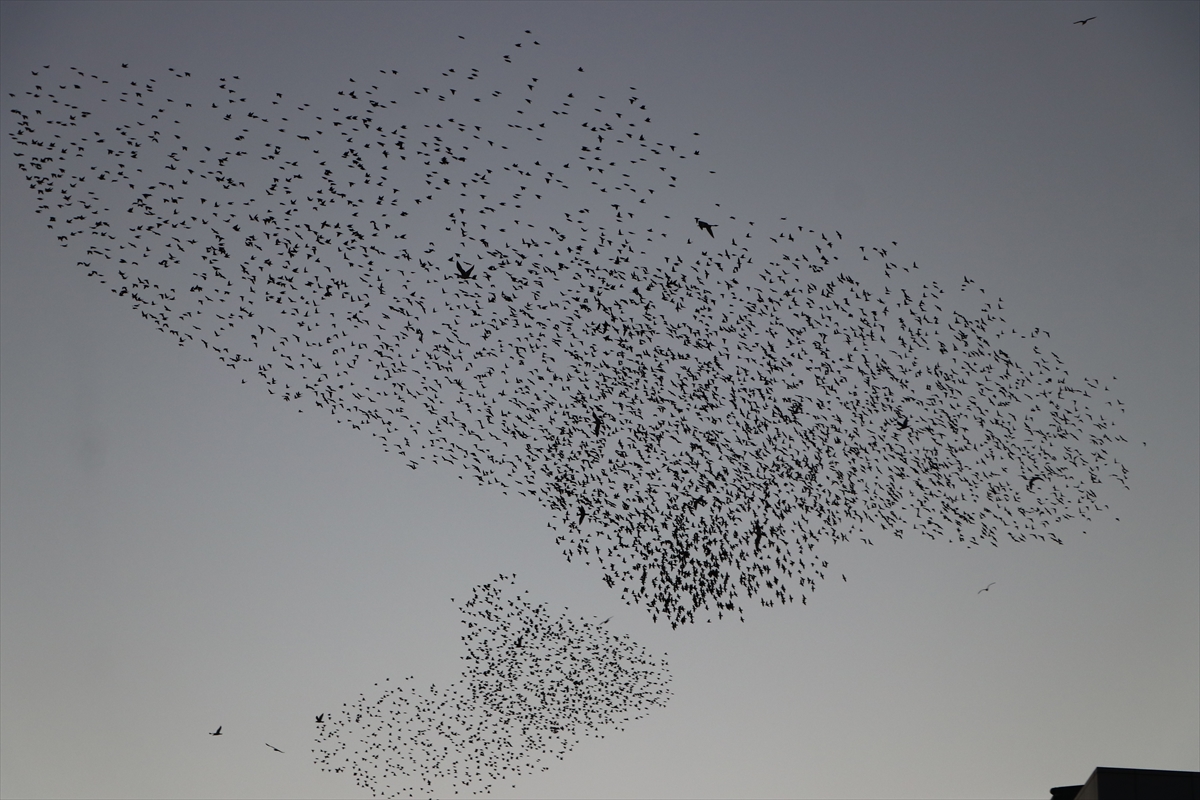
209,725,222,736
266,743,284,753
1074,16,1096,25
694,218,716,237
978,582,996,594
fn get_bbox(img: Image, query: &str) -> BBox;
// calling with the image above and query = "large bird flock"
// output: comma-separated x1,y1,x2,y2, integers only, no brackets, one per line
313,575,671,797
7,33,1128,630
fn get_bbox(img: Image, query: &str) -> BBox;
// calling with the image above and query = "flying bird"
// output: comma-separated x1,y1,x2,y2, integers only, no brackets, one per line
694,218,716,237
209,726,222,736
265,743,284,753
978,582,996,594
1074,16,1096,25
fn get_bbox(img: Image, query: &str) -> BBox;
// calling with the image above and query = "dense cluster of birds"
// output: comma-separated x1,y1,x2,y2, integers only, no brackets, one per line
7,32,1128,633
313,575,671,797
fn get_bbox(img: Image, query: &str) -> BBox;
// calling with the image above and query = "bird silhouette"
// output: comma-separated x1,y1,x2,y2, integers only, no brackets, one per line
695,218,716,237
265,743,284,753
1074,16,1096,25
978,582,996,594
209,726,222,736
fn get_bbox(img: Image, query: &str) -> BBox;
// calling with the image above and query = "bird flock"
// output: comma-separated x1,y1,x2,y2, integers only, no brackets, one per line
7,26,1127,797
313,575,671,797
6,33,1129,628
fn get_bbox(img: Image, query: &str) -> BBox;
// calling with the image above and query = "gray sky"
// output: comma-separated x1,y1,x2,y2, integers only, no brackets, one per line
1,2,1197,798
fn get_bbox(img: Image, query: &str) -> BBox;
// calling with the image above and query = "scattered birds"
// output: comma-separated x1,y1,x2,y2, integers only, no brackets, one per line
314,575,671,797
6,37,1128,639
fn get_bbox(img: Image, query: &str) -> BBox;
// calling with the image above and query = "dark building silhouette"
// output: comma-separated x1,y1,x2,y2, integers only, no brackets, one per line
1050,767,1199,799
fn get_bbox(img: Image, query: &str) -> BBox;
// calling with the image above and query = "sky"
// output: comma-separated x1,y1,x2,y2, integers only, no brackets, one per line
1,2,1197,798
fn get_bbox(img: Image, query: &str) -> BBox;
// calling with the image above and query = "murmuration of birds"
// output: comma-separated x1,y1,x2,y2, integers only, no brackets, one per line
312,575,672,797
8,33,1129,632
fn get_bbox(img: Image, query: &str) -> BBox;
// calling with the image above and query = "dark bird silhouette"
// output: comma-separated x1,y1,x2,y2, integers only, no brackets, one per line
316,714,324,724
209,726,222,736
694,218,716,237
266,743,284,753
1074,16,1096,25
1027,476,1045,491
455,262,475,280
978,582,996,594
593,413,603,435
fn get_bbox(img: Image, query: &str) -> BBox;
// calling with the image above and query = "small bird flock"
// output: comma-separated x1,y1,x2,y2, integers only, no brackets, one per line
7,30,1128,636
312,575,671,797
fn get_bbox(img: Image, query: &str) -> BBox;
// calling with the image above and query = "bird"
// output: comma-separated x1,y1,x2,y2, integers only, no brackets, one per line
266,743,284,753
455,262,475,280
1027,476,1045,491
209,726,223,736
694,218,716,237
316,714,324,724
978,582,996,594
1074,16,1096,25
